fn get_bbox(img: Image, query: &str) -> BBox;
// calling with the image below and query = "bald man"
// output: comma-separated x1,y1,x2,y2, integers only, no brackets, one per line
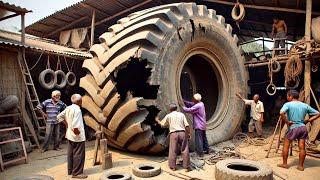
236,93,265,137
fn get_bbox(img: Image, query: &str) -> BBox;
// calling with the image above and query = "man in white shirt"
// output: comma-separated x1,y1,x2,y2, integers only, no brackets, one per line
156,104,191,172
236,93,265,137
57,94,87,179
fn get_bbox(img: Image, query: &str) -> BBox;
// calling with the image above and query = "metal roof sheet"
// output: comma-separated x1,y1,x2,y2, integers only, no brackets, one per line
0,1,30,14
0,30,92,58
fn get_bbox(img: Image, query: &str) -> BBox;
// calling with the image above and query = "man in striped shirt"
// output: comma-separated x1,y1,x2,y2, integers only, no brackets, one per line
37,90,67,152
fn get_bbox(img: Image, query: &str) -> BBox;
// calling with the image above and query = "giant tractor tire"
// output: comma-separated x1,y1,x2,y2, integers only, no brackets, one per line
80,3,248,153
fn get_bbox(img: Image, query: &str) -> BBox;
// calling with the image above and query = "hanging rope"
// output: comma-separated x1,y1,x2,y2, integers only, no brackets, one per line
63,56,75,72
56,56,62,70
29,52,44,70
284,55,303,89
46,54,51,69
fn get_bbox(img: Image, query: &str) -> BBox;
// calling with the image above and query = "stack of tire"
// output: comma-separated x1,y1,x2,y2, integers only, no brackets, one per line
39,69,76,89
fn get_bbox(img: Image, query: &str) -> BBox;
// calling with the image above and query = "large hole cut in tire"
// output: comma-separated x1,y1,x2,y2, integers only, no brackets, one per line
80,3,248,153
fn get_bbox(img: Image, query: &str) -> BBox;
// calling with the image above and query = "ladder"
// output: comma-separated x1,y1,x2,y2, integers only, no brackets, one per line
272,37,288,58
17,49,46,136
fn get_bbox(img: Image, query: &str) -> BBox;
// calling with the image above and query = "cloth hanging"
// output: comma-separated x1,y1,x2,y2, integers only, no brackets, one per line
59,30,72,45
71,28,88,48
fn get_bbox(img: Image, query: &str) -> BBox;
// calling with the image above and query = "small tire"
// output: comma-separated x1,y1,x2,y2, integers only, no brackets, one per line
13,175,54,180
132,163,161,178
215,159,273,180
231,3,245,21
39,69,56,90
66,71,77,86
54,70,67,89
100,171,131,180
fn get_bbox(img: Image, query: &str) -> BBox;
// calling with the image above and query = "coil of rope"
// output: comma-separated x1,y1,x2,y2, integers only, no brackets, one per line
284,55,302,89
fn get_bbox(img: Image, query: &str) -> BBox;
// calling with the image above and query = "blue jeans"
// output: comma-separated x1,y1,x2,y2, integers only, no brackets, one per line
194,129,209,156
42,123,60,150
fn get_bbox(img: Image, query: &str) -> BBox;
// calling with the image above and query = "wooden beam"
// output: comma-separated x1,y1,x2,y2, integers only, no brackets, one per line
304,0,312,105
0,5,31,14
43,16,88,38
204,0,320,16
21,14,25,45
0,13,19,21
90,0,153,28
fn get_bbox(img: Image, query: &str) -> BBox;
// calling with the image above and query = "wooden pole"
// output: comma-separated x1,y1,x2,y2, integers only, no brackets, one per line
90,10,96,47
304,0,312,105
21,13,25,46
266,117,281,158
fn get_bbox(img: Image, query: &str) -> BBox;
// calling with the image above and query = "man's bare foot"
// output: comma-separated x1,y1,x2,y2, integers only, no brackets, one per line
185,167,192,172
277,164,289,169
297,166,304,171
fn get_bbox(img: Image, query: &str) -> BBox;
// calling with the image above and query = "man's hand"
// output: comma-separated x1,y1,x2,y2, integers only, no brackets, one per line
286,121,293,126
260,118,264,123
43,113,48,119
73,128,80,135
236,93,243,100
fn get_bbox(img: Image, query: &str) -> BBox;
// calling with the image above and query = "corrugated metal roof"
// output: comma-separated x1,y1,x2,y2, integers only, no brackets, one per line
0,1,30,14
0,30,92,58
25,0,320,43
25,0,170,40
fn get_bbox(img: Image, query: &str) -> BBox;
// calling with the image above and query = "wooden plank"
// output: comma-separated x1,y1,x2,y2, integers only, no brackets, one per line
0,13,19,21
204,0,320,16
3,157,26,166
92,130,101,166
21,14,25,45
0,113,21,118
90,10,96,47
0,148,4,172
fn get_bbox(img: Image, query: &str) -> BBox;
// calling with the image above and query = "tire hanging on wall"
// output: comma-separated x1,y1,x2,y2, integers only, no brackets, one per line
54,70,67,89
80,3,248,153
39,69,56,90
66,71,77,86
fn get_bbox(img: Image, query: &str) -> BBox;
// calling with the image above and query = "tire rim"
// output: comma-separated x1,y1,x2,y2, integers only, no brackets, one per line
176,47,229,129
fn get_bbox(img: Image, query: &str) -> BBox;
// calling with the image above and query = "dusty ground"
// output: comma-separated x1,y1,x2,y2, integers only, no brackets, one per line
1,126,320,180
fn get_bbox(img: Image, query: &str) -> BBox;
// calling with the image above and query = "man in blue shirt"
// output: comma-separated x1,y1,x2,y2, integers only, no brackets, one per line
278,90,320,171
37,90,67,152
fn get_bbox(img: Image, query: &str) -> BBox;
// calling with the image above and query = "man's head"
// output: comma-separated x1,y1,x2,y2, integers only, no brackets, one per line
286,90,299,101
51,90,61,102
273,18,279,23
253,94,259,103
169,103,177,112
193,93,202,103
71,94,82,106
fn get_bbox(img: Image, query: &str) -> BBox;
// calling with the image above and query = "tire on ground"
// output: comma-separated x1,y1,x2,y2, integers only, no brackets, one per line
132,163,161,178
39,69,56,90
80,3,247,153
215,159,273,180
100,171,131,180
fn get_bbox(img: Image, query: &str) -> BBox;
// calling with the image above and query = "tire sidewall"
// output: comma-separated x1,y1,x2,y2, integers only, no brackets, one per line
152,17,246,145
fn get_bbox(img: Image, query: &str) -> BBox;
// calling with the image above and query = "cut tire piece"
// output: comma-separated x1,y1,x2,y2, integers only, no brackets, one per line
81,2,247,153
39,69,56,90
66,71,77,86
215,159,273,180
100,171,131,180
54,70,67,89
132,163,161,178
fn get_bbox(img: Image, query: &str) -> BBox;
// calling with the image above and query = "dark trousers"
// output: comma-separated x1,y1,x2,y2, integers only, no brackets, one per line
195,129,209,156
168,131,190,169
42,123,60,150
68,141,85,176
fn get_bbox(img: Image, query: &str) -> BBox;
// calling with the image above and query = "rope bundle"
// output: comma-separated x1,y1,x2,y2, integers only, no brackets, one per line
284,55,303,89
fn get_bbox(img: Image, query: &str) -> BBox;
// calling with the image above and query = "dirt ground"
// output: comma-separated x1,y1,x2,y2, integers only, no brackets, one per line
1,126,320,180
